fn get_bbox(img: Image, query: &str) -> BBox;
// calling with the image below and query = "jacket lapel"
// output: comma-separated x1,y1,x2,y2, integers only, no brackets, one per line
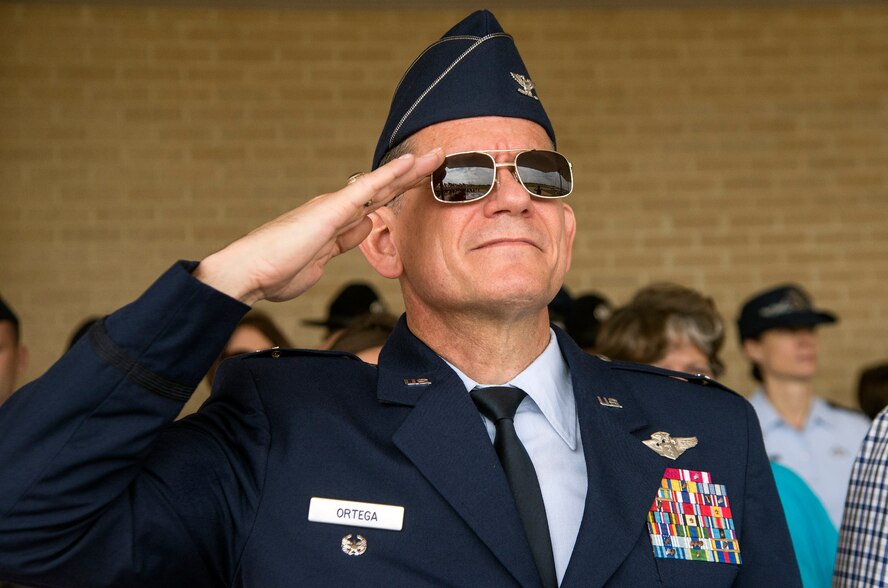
378,319,542,588
555,334,667,587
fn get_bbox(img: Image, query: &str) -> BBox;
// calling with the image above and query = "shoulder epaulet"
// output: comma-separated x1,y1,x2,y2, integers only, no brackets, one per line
607,359,732,391
824,399,867,416
239,347,364,361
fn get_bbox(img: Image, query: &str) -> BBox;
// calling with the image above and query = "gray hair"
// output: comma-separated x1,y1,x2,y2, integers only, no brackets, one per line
377,138,418,214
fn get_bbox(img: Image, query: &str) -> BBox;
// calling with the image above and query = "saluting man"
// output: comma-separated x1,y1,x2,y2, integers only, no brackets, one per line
0,11,799,587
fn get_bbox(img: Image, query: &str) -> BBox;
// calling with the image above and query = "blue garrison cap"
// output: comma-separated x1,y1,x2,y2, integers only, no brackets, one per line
372,10,556,169
737,284,837,342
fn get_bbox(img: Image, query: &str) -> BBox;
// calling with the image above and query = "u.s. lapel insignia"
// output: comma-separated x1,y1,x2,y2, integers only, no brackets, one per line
341,533,367,556
404,378,431,386
644,431,698,460
510,72,539,101
597,396,623,408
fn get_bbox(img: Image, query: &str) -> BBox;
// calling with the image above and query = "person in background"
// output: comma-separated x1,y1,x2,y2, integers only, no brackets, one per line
563,291,611,353
834,406,888,586
0,296,28,407
857,362,888,421
770,462,839,588
599,282,837,587
175,311,292,419
326,311,398,364
596,283,723,378
303,282,387,349
546,286,573,331
737,284,870,529
205,310,291,387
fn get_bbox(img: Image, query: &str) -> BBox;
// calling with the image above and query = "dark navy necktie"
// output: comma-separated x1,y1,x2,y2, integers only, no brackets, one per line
471,386,558,588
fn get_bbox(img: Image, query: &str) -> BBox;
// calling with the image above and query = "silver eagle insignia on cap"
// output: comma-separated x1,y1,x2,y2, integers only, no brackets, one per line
510,72,539,101
643,431,698,460
341,533,367,556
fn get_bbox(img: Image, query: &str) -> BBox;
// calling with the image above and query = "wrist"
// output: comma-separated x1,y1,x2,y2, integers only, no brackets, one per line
193,251,261,306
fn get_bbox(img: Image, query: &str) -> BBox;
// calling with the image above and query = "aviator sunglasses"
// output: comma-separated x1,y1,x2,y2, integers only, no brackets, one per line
430,149,573,203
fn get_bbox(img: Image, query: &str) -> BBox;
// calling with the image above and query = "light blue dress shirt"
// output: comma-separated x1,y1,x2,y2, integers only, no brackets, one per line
445,329,586,585
749,389,870,529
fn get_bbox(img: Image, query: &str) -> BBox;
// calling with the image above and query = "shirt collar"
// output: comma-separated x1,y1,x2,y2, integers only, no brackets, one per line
443,328,578,449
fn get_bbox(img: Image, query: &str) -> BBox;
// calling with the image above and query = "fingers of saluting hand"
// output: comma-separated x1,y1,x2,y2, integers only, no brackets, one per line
333,147,444,217
195,147,443,305
295,146,442,253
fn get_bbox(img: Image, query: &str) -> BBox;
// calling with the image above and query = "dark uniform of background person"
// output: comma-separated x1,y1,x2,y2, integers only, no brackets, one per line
564,291,612,354
0,297,28,409
0,11,799,587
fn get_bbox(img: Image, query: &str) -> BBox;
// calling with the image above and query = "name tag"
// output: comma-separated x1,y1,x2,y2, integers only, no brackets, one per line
308,497,404,531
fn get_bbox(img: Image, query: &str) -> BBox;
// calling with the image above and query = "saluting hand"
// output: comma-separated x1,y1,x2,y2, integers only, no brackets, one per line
194,148,443,305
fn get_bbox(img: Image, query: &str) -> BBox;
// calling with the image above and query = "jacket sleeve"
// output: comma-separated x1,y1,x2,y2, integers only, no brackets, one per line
0,261,262,588
735,399,803,586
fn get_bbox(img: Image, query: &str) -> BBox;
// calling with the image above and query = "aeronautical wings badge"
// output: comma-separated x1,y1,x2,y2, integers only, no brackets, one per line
643,431,698,460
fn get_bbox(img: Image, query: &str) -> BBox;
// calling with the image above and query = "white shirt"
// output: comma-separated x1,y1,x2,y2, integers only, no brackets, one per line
749,388,870,529
445,329,587,584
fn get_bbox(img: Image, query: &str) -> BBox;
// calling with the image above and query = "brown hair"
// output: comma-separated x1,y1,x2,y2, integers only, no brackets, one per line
206,310,291,386
596,283,725,377
237,311,291,350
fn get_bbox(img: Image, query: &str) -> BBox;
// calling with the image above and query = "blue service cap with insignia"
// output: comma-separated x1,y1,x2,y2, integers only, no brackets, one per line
372,10,556,169
737,284,837,341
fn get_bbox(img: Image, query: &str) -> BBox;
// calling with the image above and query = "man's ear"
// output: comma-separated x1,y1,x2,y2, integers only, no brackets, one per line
359,209,403,279
562,203,577,272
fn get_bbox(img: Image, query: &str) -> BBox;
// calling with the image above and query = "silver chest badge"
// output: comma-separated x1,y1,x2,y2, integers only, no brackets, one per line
341,533,367,556
643,431,698,460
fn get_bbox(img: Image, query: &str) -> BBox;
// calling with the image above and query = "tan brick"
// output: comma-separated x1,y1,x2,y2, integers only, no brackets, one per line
3,3,888,408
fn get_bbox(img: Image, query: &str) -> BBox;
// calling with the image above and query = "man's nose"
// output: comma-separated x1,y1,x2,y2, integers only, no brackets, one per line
482,165,531,213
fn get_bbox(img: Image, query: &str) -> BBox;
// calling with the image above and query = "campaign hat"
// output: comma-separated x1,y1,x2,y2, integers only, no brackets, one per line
303,283,386,333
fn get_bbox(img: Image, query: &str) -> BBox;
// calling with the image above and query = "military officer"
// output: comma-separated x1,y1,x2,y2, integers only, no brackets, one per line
0,11,799,587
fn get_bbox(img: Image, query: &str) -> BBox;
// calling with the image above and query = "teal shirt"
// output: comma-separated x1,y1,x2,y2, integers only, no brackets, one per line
771,462,838,588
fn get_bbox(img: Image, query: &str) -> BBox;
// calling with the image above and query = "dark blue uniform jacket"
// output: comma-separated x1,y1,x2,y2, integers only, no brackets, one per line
0,262,801,587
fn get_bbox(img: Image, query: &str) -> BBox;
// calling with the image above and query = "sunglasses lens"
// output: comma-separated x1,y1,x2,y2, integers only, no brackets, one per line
432,153,495,202
515,151,572,198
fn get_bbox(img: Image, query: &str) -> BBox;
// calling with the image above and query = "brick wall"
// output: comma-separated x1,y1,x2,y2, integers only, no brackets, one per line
1,3,886,407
